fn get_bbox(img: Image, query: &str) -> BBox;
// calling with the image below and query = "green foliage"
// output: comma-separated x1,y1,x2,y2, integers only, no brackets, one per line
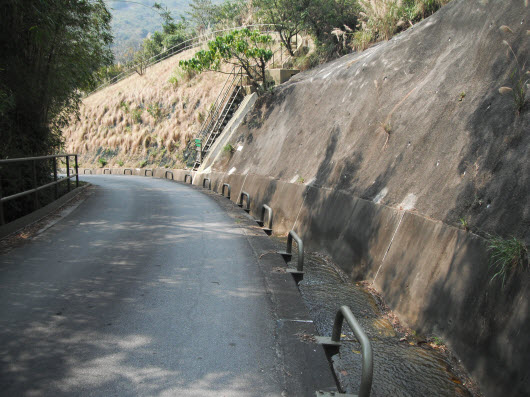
197,111,205,123
255,0,305,56
147,103,163,122
0,0,113,158
139,160,148,168
120,101,130,113
188,0,247,29
180,29,273,84
459,218,469,231
297,176,305,183
98,158,108,167
117,160,124,167
223,143,234,153
487,236,528,288
132,108,143,124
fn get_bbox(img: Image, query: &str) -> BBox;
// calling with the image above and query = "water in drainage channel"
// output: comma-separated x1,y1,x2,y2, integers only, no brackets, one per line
270,236,478,397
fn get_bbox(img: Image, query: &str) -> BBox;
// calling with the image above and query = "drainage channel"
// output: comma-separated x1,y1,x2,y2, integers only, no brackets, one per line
270,236,477,397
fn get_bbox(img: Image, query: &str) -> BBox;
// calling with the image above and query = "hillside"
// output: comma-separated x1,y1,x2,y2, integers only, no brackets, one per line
63,46,227,169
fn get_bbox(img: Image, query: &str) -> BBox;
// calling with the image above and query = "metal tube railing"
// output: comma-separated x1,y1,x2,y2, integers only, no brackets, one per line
278,230,304,273
202,178,211,190
0,154,79,225
124,168,133,175
103,168,111,175
238,191,250,212
144,169,153,177
184,174,193,184
316,306,373,397
222,183,231,199
256,204,273,233
165,170,174,180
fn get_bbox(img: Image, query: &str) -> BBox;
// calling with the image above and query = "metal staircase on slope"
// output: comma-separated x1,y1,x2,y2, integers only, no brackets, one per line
186,66,244,170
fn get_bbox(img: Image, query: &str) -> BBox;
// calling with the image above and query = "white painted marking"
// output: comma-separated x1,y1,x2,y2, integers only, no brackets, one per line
228,167,236,175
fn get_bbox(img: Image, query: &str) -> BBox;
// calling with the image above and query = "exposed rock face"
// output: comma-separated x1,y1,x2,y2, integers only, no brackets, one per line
221,0,529,243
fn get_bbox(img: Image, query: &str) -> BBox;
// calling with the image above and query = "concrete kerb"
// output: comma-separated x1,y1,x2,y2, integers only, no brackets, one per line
0,183,91,240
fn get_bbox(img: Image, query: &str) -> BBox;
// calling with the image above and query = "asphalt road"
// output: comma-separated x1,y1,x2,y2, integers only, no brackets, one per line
0,175,300,396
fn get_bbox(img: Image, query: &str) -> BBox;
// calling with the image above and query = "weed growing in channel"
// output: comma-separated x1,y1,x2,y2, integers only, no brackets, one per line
487,235,528,288
98,157,107,167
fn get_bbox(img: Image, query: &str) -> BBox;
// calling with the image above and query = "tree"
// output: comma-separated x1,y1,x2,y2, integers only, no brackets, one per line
179,28,273,86
0,0,113,158
255,0,305,56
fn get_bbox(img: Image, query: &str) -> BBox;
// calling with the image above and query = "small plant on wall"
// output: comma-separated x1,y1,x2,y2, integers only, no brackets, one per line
98,158,107,167
487,235,528,288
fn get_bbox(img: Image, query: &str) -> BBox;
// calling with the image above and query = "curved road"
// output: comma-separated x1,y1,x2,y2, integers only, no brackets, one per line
0,176,332,396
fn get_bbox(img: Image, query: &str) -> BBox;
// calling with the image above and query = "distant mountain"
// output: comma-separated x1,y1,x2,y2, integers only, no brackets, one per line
106,0,191,61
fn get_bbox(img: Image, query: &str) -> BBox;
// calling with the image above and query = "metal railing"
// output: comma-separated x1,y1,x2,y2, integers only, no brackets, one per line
316,306,373,397
84,169,92,174
144,169,153,177
165,170,174,180
256,204,273,234
103,168,111,174
184,174,193,184
278,230,304,275
202,178,211,190
0,154,79,225
222,183,231,199
238,191,250,212
124,168,133,175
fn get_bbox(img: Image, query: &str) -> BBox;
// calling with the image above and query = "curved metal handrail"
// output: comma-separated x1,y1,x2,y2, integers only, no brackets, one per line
144,169,154,177
238,191,250,212
84,169,92,174
124,168,133,175
256,204,273,232
278,230,304,273
184,174,193,184
165,170,174,180
316,306,373,397
221,183,231,199
103,168,111,175
202,178,211,190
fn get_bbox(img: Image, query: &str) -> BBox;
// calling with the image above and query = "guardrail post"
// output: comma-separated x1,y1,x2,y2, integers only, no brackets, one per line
0,174,4,225
75,155,79,188
32,159,40,210
222,183,231,199
66,156,71,192
238,191,250,213
124,168,132,175
278,230,304,279
165,170,174,180
53,157,58,199
255,204,273,235
202,178,211,190
184,174,193,184
315,306,373,397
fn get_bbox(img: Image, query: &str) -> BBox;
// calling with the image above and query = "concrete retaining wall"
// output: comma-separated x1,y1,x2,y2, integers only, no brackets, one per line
79,168,529,396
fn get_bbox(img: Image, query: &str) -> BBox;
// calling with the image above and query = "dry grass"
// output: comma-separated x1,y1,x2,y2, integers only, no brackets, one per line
62,45,227,168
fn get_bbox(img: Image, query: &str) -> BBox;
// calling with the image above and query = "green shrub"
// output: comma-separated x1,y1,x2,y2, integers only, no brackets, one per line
117,160,124,167
487,236,528,288
132,108,142,123
98,157,107,167
138,160,148,168
147,103,163,122
223,143,234,153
